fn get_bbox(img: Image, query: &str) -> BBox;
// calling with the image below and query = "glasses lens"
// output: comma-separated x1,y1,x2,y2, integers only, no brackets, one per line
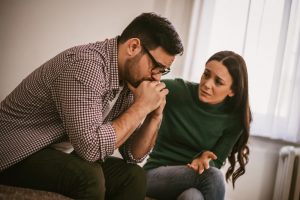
152,66,170,75
162,68,170,75
143,44,171,76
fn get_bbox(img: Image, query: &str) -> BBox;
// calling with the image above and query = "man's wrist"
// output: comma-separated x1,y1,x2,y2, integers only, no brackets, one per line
148,112,163,122
131,101,151,119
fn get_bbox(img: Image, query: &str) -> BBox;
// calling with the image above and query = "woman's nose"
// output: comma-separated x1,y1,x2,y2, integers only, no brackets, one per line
204,79,213,89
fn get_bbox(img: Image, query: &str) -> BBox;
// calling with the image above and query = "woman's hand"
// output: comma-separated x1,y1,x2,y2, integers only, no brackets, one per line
187,151,217,174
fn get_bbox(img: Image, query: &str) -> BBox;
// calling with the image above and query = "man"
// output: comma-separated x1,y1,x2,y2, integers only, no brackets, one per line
0,12,184,200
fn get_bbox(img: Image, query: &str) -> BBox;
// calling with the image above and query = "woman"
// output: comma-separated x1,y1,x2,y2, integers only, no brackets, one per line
144,51,252,200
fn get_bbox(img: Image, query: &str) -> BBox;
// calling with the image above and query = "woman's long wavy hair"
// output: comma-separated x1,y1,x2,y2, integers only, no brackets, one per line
206,51,252,187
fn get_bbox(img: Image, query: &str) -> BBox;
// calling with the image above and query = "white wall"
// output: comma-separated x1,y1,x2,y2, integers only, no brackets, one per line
0,0,193,100
1,1,299,200
222,136,299,200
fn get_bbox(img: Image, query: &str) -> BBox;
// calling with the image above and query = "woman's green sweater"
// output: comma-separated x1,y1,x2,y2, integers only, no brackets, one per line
143,79,242,170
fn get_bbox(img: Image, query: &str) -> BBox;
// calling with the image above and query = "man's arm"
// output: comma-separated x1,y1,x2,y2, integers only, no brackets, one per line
51,64,117,162
127,109,163,160
112,81,167,161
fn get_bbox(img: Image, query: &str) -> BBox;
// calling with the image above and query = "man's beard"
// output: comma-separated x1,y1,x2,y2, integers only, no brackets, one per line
123,56,153,88
134,77,154,88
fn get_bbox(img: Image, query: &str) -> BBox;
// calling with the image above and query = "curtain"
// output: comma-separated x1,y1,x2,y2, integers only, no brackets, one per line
182,0,300,143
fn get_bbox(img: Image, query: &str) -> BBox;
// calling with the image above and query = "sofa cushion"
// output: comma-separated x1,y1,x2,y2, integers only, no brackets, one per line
0,184,71,200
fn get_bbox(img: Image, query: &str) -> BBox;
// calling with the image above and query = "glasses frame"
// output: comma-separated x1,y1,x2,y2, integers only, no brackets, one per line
142,44,170,76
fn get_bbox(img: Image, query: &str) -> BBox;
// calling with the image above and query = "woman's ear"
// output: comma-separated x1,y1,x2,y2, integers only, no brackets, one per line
228,90,235,97
126,38,142,56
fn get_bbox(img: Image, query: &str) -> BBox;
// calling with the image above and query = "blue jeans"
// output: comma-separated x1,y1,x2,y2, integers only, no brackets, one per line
146,165,225,200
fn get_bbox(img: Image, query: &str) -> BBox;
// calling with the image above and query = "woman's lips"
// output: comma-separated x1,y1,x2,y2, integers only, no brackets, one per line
201,90,211,96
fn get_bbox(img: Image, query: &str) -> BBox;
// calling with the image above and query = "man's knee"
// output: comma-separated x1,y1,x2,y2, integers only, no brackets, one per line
64,158,105,199
121,164,146,200
125,164,146,188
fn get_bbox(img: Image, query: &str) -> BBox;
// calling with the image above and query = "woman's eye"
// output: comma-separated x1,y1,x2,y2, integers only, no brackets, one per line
215,79,223,86
203,72,209,78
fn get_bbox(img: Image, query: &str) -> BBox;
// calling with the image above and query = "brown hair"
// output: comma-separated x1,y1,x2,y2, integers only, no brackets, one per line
119,12,184,55
206,51,252,187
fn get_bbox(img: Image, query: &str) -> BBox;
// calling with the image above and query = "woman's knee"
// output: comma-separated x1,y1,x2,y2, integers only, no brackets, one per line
206,167,225,186
177,188,204,200
203,167,225,195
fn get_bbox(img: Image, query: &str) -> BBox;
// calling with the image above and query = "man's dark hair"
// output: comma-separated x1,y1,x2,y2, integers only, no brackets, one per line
119,12,184,55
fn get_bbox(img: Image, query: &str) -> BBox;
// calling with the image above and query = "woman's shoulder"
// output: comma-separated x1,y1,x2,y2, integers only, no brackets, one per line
162,78,198,90
162,78,199,104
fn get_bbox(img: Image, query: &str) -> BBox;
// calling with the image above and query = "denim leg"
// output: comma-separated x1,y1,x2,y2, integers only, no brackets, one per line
146,165,225,200
177,188,204,200
196,167,225,200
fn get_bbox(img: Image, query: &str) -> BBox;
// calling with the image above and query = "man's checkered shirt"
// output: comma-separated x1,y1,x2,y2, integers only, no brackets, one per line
0,37,143,171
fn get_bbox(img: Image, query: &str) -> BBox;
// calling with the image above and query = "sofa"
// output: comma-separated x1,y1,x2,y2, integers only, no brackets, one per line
0,184,71,200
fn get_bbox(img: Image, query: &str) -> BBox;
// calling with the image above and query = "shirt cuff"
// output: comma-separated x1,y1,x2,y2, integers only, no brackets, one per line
120,139,150,163
98,122,117,160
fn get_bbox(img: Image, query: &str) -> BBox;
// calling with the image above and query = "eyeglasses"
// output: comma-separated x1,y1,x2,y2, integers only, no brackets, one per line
142,45,171,75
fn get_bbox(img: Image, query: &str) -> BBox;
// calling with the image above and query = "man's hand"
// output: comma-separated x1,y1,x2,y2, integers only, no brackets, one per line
128,81,168,115
187,151,217,174
149,95,166,120
117,80,168,160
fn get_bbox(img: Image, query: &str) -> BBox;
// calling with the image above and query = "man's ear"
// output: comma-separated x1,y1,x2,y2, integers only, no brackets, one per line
126,38,142,56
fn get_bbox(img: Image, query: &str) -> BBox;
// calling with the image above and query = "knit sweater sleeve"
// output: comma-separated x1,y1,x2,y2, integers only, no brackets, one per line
211,121,243,168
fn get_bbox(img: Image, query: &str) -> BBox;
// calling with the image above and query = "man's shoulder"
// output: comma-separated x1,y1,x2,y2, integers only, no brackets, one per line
67,37,117,60
68,37,119,92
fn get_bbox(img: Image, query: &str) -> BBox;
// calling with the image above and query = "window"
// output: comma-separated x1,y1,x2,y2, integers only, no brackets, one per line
182,0,300,143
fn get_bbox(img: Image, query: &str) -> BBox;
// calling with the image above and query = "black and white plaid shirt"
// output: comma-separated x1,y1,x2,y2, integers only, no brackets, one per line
0,37,142,172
